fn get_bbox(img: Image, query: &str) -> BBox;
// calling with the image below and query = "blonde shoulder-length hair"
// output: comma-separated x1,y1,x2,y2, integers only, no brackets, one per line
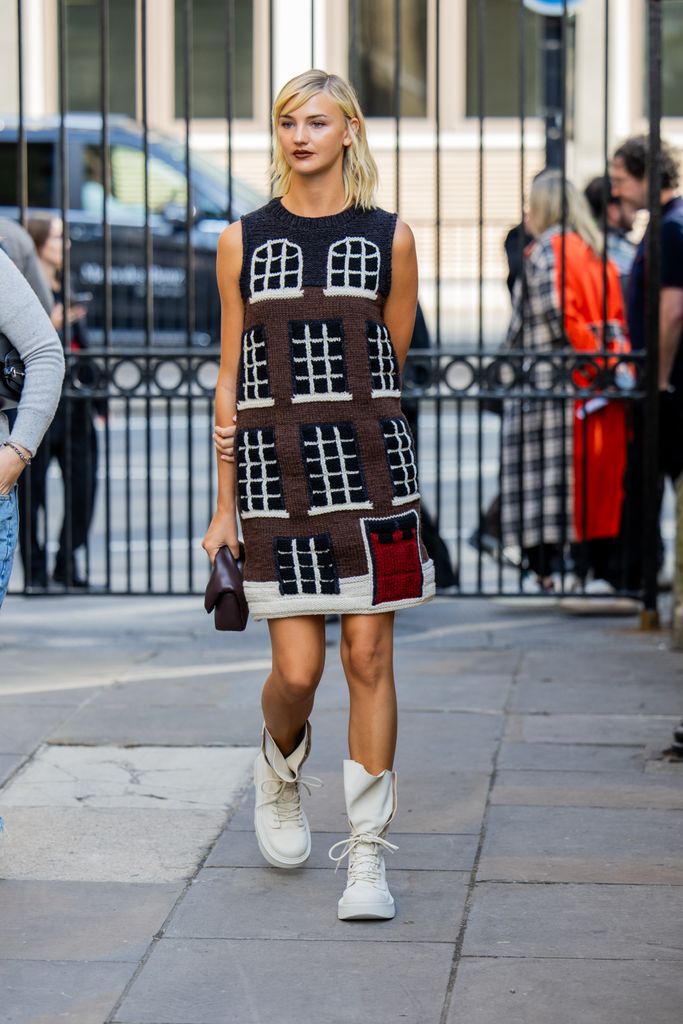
530,169,603,257
270,69,379,211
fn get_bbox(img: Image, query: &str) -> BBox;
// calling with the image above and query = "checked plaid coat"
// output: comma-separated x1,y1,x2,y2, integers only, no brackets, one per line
500,230,575,552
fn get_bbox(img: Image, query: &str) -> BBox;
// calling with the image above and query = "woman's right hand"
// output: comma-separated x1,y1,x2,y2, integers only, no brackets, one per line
202,510,240,564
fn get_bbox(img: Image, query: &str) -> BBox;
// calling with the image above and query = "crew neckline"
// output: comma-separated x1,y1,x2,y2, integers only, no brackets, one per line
270,197,360,228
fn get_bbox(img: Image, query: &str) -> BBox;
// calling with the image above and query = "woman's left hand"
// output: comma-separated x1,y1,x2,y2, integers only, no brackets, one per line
0,445,29,495
214,415,237,463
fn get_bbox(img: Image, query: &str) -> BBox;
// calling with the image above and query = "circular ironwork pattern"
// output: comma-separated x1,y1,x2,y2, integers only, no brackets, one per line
64,348,647,400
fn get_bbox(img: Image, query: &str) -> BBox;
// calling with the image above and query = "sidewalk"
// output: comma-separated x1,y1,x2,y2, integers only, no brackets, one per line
1,593,682,1024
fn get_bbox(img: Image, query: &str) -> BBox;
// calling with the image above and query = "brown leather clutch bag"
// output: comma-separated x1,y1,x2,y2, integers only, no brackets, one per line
204,544,249,631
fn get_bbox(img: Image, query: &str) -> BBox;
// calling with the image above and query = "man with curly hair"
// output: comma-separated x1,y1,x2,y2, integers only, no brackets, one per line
611,135,683,589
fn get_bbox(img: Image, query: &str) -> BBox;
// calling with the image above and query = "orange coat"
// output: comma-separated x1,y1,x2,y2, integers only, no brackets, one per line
549,232,630,541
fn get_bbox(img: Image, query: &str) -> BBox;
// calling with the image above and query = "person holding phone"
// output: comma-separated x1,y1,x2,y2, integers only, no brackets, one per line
15,215,99,588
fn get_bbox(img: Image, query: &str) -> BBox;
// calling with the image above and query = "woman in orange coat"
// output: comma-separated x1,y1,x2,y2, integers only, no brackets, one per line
501,170,632,589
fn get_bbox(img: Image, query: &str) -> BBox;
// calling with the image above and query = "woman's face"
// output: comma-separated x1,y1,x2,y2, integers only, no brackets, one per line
40,219,66,269
277,92,358,179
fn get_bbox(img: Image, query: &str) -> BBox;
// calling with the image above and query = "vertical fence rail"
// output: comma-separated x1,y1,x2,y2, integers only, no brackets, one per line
643,0,663,623
16,0,27,225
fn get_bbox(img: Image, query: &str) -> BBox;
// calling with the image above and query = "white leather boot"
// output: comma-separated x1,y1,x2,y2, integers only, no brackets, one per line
329,759,398,921
254,722,320,869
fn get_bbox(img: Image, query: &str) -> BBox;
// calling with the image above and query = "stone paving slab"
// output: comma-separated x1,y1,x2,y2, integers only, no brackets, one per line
509,676,683,715
0,959,136,1024
0,752,23,787
0,879,182,961
113,938,456,1024
447,958,683,1024
0,704,77,755
165,866,470,943
462,882,683,959
0,806,228,883
504,712,679,746
496,742,650,772
206,828,479,871
517,647,683,685
0,684,103,706
478,805,683,883
309,708,503,772
47,702,263,746
394,674,511,712
225,769,490,834
86,672,268,710
491,769,683,809
0,744,256,810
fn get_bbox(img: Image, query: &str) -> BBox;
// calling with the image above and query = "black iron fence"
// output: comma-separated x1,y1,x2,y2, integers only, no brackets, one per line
2,0,667,612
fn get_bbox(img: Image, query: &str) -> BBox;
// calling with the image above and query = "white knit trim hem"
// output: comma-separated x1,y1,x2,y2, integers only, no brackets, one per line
245,561,435,620
240,509,290,520
249,289,304,303
323,287,378,299
236,398,275,411
291,392,353,404
391,491,421,506
307,501,373,517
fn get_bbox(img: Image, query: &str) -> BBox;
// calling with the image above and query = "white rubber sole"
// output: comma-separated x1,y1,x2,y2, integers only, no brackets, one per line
338,899,396,921
254,813,311,870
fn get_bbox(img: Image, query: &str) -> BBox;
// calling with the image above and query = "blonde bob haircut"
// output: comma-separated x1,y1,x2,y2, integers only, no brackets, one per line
270,69,379,211
530,169,604,258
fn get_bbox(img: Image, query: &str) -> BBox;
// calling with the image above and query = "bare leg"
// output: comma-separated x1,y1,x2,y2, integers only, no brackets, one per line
262,615,326,756
340,612,397,774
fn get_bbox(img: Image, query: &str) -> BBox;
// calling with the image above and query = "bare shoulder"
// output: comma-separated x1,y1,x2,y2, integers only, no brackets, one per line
392,217,416,256
218,222,244,266
217,220,243,277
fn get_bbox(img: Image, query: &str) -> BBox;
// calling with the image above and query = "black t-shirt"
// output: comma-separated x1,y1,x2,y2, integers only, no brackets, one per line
627,196,683,391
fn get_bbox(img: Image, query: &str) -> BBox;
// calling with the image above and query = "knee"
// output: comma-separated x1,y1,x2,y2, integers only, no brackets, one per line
340,634,390,688
271,659,324,704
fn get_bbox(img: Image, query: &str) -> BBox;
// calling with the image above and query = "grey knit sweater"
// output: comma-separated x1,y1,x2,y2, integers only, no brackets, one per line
0,249,65,456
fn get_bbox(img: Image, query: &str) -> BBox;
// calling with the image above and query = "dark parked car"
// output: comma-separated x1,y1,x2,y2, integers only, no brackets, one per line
0,114,264,345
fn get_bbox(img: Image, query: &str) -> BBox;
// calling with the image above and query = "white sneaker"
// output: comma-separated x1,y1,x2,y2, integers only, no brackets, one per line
330,831,398,920
254,723,320,869
330,759,398,921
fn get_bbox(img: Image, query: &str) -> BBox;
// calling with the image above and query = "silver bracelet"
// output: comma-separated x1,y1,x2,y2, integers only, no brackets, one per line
2,441,32,466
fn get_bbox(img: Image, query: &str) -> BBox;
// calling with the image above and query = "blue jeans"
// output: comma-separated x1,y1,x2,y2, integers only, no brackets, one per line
0,485,19,607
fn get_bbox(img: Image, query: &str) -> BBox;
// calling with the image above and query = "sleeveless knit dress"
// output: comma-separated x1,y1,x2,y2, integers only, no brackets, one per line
235,197,435,620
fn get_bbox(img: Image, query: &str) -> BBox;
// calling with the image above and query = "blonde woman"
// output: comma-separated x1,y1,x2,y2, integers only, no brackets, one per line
501,169,630,589
202,70,434,920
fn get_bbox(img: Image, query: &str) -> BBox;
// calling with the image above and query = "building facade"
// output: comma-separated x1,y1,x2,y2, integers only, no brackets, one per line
0,0,678,342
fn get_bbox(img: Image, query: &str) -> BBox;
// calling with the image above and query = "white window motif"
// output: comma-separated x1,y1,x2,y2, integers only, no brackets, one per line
289,320,352,403
323,237,380,298
275,534,339,596
250,238,303,303
367,321,400,397
237,428,289,519
237,326,274,410
301,423,372,516
381,417,420,506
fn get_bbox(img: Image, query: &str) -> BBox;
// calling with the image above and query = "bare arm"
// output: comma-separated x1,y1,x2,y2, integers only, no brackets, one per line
201,221,243,561
659,287,683,389
383,218,418,370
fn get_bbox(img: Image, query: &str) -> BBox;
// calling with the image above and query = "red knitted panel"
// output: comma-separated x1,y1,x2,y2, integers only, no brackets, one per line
369,525,422,604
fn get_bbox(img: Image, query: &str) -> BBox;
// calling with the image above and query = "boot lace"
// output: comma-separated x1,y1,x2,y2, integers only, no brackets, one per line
260,775,322,826
328,832,398,882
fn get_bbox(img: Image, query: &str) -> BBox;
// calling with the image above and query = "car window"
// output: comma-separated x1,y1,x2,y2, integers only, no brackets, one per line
81,143,188,216
0,141,55,208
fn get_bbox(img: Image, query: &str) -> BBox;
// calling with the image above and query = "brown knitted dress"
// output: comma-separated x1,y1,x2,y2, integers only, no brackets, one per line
235,197,435,619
